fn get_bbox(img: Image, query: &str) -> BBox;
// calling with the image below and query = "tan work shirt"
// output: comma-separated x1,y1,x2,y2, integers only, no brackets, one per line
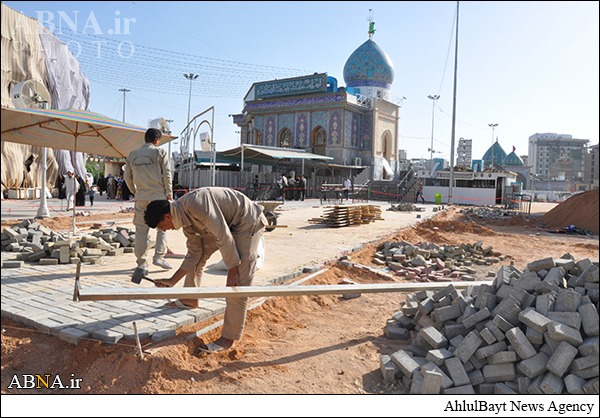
170,187,266,270
124,143,172,201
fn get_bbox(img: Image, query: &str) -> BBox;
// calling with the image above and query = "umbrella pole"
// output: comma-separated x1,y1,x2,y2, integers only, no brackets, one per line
36,147,50,218
71,135,79,236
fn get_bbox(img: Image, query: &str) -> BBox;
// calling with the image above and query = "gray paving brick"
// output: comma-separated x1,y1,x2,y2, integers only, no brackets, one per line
547,311,582,329
564,374,587,394
518,307,552,333
546,321,583,346
554,289,582,312
90,329,124,344
462,307,491,329
572,355,599,371
420,370,443,394
494,382,518,394
419,325,448,349
482,363,516,383
486,351,517,365
379,355,396,384
443,384,475,395
453,330,483,363
578,303,599,336
425,348,453,367
540,371,564,395
445,357,470,387
390,349,420,377
517,353,550,379
506,326,536,360
578,336,599,357
421,361,453,389
150,329,177,342
58,327,90,345
475,340,508,360
571,365,599,380
468,368,484,386
547,341,578,377
582,378,599,395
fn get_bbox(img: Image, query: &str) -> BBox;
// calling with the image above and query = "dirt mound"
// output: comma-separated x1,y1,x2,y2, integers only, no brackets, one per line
540,190,599,235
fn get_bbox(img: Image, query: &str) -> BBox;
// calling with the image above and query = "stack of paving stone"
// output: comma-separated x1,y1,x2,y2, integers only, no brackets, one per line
308,204,382,228
1,218,137,267
372,240,505,282
379,255,599,394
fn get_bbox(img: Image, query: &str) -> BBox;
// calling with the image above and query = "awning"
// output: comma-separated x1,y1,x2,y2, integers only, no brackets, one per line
219,144,333,165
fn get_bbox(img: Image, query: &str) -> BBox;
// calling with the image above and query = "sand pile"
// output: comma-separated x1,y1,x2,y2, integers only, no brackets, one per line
540,190,599,235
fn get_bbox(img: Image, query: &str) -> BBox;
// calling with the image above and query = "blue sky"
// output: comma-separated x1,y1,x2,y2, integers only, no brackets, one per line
5,1,599,163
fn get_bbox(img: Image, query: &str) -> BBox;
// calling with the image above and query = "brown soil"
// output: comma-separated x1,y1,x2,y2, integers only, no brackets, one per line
539,189,599,235
1,202,598,398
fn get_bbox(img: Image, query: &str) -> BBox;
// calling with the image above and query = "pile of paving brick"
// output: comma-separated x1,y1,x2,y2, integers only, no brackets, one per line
372,240,506,282
1,218,137,268
380,255,599,394
388,203,424,212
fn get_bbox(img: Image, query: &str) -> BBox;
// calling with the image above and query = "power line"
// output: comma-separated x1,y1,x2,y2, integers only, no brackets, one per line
54,27,308,100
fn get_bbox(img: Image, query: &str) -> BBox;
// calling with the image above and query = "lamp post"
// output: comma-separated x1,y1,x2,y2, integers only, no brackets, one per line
488,123,498,169
427,94,440,163
119,88,130,122
184,73,198,128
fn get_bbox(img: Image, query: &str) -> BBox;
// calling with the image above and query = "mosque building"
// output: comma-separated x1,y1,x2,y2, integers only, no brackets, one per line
232,20,401,181
482,139,531,188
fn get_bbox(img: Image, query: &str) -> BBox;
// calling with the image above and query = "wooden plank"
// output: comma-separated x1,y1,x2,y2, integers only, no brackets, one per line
77,281,493,302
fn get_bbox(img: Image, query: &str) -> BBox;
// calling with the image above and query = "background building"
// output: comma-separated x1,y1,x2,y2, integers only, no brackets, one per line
232,22,402,181
528,133,589,179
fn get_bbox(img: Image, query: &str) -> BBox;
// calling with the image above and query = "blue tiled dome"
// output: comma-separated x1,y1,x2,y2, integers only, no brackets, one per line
503,151,524,166
482,142,507,168
343,39,395,89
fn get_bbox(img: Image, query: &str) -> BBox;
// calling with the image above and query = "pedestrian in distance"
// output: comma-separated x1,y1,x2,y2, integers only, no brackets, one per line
415,179,425,204
88,184,97,206
62,170,79,211
343,177,352,200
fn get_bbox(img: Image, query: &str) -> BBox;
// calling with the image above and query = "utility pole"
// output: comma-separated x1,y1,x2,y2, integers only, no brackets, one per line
119,88,130,122
427,94,440,162
488,123,498,169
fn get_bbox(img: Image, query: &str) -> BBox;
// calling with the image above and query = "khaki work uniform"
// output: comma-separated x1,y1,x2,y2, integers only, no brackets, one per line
171,187,267,341
124,143,172,269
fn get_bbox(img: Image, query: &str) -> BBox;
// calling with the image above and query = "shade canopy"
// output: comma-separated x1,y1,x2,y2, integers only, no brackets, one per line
1,107,177,158
219,144,333,165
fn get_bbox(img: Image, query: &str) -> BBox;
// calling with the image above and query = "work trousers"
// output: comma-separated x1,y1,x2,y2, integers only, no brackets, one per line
133,200,167,269
184,228,263,341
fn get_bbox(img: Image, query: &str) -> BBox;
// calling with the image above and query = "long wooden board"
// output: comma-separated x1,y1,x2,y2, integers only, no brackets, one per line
76,281,493,302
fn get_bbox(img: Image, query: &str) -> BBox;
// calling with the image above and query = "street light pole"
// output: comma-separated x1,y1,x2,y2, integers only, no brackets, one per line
184,73,199,128
119,88,130,122
427,94,440,162
488,123,498,169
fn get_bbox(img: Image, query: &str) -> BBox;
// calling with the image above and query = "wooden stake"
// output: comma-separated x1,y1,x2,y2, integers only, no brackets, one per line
72,262,81,302
133,321,144,361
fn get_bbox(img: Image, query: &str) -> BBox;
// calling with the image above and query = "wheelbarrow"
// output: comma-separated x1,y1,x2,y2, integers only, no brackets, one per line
259,200,283,232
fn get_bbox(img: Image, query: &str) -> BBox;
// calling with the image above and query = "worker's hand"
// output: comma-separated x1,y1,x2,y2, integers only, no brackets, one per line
154,279,174,288
226,267,240,287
